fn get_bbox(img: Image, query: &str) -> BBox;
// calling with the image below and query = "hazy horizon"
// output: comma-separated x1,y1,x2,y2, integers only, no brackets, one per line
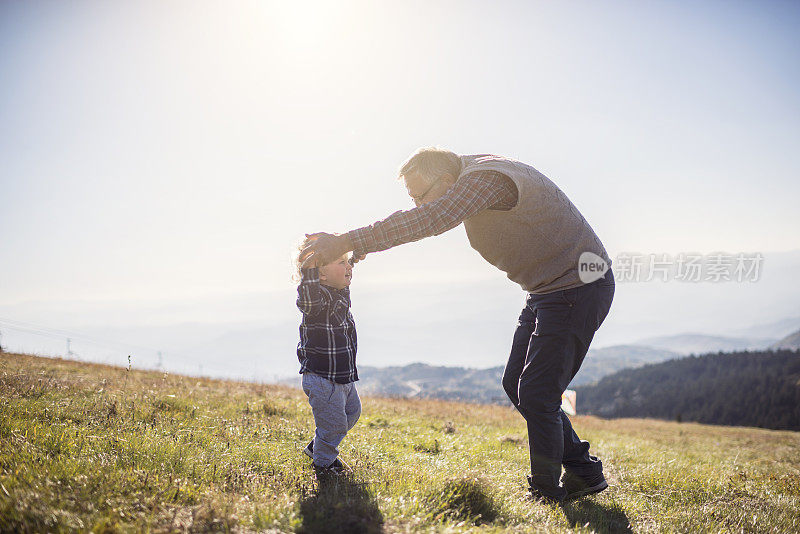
2,248,799,382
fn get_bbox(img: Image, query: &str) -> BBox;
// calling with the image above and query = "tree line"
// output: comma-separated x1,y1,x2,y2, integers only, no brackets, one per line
575,349,800,431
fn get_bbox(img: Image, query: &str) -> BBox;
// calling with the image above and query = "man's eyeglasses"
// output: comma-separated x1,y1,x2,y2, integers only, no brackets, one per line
410,177,442,206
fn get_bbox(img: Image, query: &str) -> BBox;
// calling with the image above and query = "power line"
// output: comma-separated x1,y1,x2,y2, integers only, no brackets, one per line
0,322,69,341
0,318,184,369
0,317,228,376
0,317,164,355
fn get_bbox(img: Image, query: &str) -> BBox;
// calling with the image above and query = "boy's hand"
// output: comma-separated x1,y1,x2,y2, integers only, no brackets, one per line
349,253,366,266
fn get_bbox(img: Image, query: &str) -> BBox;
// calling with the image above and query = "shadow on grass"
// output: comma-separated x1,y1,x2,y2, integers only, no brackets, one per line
427,476,500,525
562,499,632,534
298,474,384,534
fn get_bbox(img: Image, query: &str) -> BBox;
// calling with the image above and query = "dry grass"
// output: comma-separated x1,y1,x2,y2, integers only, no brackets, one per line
1,352,799,533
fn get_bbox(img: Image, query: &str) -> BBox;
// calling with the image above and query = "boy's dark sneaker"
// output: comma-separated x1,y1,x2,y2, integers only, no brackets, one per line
304,439,350,471
303,439,314,460
561,470,608,501
313,462,346,483
526,475,564,507
331,456,350,471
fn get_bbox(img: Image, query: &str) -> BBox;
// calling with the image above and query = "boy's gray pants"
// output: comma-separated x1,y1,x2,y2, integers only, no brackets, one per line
301,372,361,468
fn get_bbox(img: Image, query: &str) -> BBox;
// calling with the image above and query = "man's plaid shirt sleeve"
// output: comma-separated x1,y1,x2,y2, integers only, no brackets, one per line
347,170,517,256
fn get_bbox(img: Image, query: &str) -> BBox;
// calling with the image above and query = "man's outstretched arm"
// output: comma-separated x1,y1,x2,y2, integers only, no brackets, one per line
302,171,515,265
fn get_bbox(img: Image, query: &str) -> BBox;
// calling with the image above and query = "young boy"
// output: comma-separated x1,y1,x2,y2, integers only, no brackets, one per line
296,243,360,478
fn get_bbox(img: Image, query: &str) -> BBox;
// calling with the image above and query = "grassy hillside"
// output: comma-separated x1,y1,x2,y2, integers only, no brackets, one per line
1,353,799,533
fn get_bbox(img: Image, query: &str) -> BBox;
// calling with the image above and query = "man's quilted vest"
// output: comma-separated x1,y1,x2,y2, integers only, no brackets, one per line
459,154,611,294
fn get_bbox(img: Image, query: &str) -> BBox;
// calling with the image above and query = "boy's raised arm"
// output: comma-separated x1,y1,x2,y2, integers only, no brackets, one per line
296,267,326,316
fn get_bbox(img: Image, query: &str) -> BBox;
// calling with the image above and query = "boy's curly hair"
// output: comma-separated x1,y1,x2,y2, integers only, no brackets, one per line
292,236,316,283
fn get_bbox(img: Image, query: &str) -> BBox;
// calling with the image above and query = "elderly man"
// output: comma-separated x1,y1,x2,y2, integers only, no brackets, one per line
303,148,615,505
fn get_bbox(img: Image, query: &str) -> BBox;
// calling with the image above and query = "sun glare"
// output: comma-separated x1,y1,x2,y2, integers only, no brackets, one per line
260,2,342,49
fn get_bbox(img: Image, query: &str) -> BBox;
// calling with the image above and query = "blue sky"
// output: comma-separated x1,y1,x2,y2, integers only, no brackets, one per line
1,1,799,369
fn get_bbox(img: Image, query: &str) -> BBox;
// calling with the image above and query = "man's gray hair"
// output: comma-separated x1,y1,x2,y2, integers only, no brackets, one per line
398,147,461,186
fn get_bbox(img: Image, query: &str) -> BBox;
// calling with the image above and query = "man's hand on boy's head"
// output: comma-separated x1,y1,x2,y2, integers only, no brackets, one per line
302,232,354,266
299,251,318,270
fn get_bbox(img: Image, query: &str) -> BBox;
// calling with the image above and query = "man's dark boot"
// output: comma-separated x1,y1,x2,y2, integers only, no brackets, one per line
561,470,608,501
526,475,564,507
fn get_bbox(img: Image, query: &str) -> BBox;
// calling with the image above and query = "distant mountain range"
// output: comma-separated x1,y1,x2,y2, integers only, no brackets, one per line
632,334,775,355
738,315,800,339
771,329,800,350
356,343,682,403
354,331,799,407
358,363,505,404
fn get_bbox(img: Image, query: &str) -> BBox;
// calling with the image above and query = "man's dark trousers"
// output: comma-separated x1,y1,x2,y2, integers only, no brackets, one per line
502,268,615,500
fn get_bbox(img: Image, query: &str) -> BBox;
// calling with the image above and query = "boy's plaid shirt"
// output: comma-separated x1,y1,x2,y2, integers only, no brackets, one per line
296,267,358,384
